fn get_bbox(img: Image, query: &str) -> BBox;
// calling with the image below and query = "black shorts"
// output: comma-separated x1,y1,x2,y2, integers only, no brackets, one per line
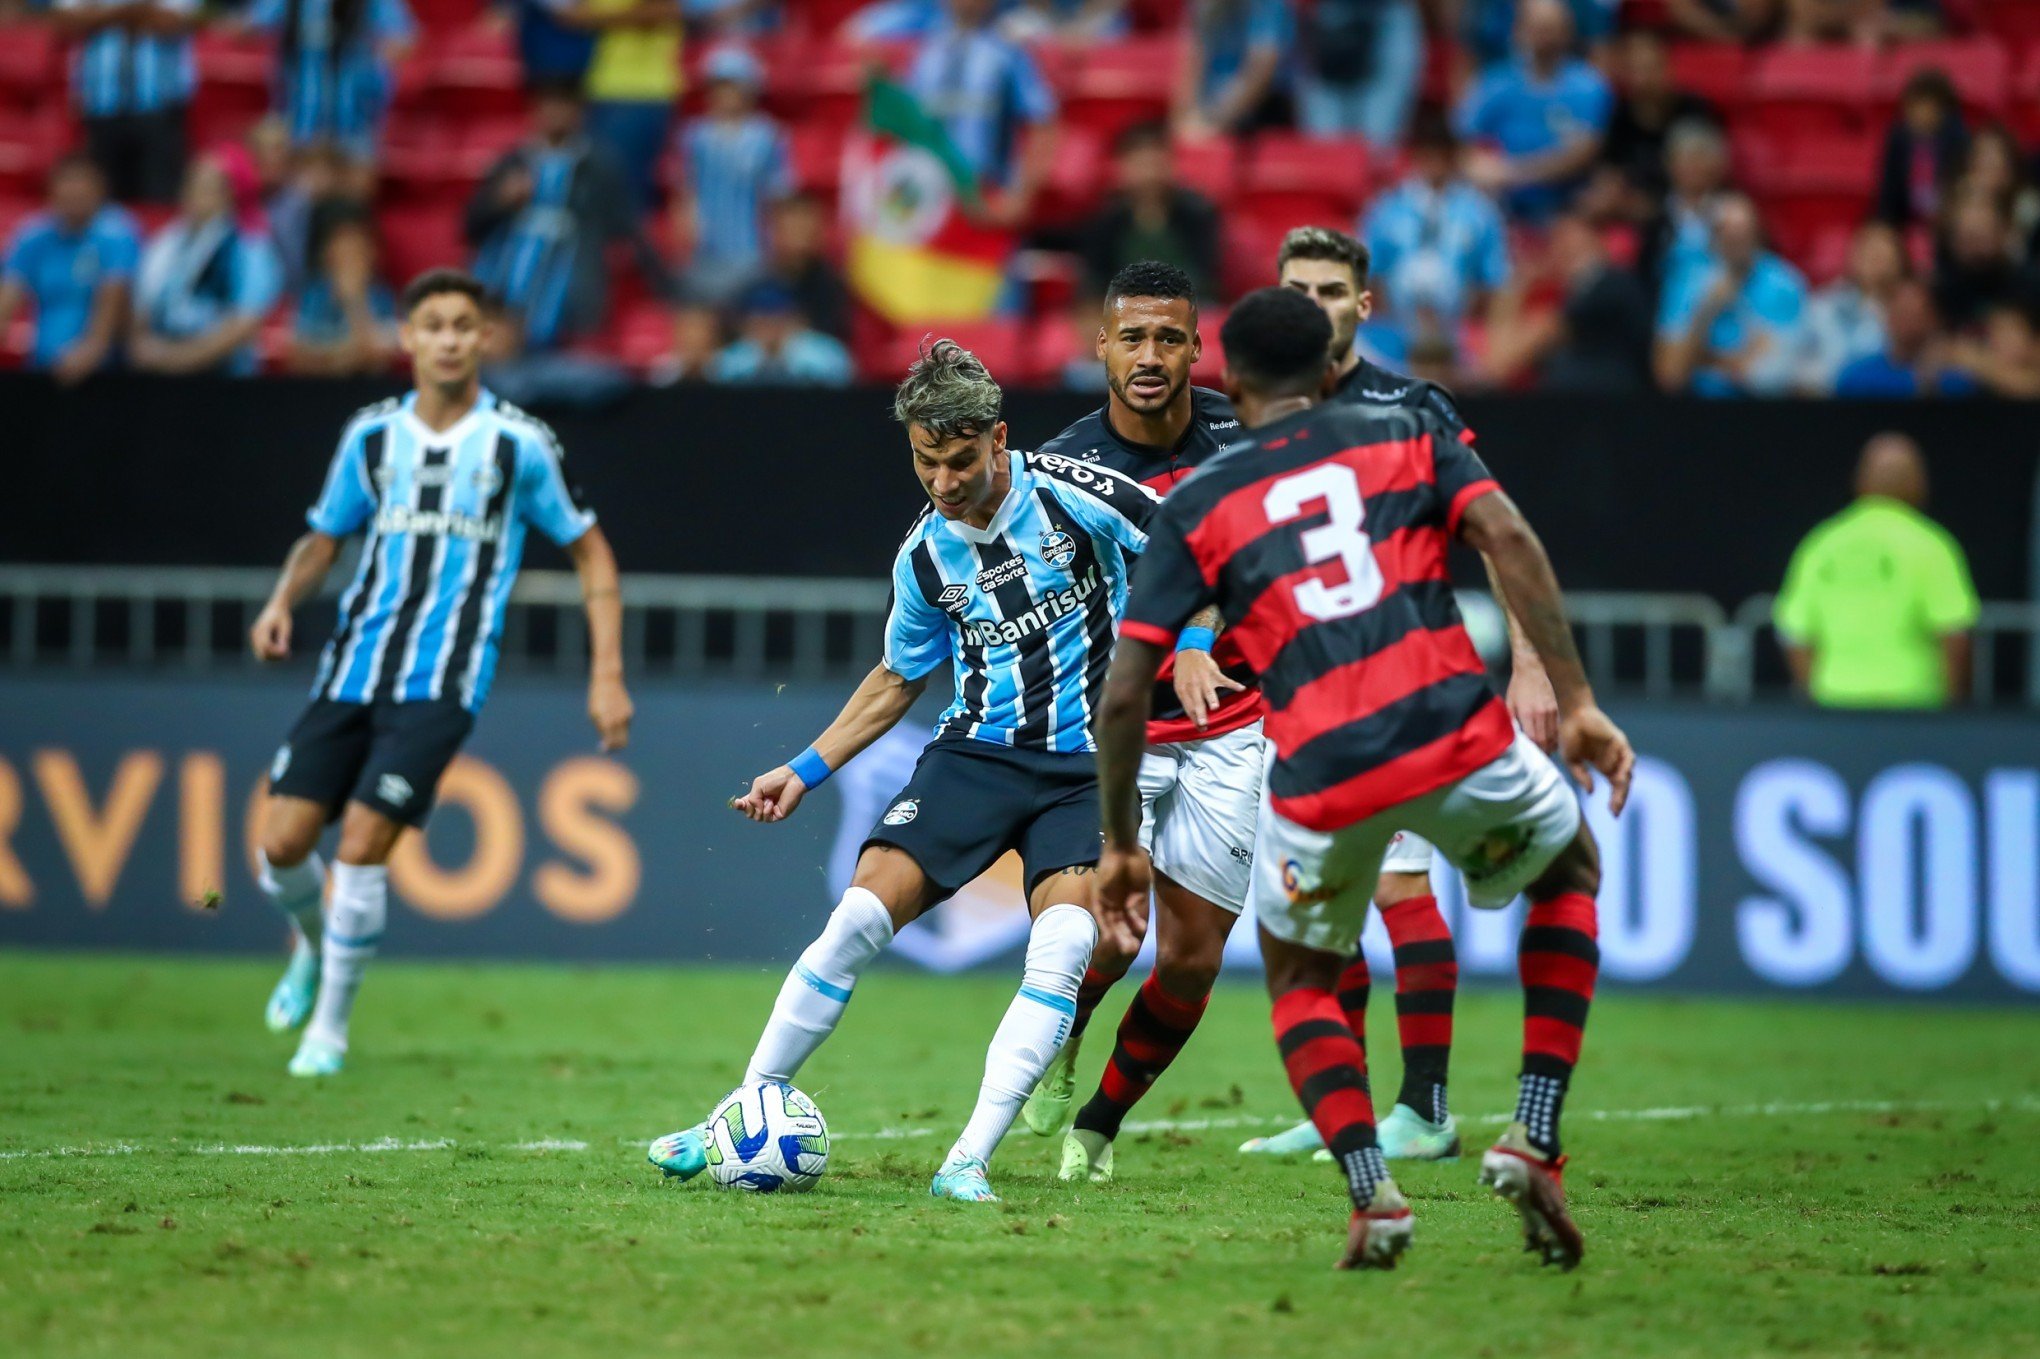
862,737,1102,898
268,698,475,828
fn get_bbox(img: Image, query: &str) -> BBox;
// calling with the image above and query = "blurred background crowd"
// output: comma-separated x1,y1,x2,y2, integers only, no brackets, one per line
2,0,2039,400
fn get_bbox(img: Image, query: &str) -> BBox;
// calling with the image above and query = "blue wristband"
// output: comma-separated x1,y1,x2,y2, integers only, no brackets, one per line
788,746,831,789
1176,626,1217,654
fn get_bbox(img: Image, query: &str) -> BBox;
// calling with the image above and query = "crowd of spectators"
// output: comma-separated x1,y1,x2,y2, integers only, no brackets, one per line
1,0,2039,400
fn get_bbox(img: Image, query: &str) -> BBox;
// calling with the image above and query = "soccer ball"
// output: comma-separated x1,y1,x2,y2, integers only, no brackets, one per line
702,1081,830,1192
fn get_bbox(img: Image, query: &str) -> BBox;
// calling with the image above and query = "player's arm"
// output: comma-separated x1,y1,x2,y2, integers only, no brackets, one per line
1172,604,1247,730
1480,553,1558,752
1457,489,1635,814
250,531,343,661
53,276,130,386
731,663,928,825
565,525,631,752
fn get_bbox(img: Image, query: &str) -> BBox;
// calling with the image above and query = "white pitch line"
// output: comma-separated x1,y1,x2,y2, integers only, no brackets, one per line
1,1096,2032,1164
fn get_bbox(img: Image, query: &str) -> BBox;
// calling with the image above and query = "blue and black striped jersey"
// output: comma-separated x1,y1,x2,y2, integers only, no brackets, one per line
884,451,1159,754
305,389,594,713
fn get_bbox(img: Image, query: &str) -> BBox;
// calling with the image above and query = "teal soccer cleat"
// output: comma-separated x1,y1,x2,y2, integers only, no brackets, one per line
930,1154,1000,1203
265,937,320,1033
287,1036,345,1078
1377,1103,1461,1161
1238,1119,1325,1156
646,1127,709,1182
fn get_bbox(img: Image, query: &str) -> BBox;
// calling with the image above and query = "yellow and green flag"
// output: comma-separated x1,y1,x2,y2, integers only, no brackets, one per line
843,77,1012,326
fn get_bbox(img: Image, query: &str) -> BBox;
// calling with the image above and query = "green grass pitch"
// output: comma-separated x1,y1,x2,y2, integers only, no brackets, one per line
3,952,2037,1358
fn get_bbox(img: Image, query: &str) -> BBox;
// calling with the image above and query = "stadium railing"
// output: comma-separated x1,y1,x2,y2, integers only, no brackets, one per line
2,565,2032,705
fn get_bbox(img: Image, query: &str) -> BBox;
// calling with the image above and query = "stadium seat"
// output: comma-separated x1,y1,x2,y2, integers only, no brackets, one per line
1219,209,1293,299
1874,41,2011,117
1975,0,2040,45
614,300,676,376
1744,46,1877,138
1171,134,1238,208
193,30,275,96
0,192,37,248
377,203,469,284
769,39,910,125
792,0,870,39
1666,41,1748,109
378,115,459,202
454,115,527,182
871,319,1026,386
1034,126,1107,226
0,109,64,195
1015,247,1080,317
2014,47,2040,143
408,0,481,35
431,21,526,119
1189,303,1226,386
1026,312,1087,388
788,120,848,201
1242,132,1371,223
1743,130,1877,267
0,21,60,110
1061,37,1180,140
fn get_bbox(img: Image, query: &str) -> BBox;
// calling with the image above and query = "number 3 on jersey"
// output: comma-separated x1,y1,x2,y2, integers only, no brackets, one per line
1263,464,1384,621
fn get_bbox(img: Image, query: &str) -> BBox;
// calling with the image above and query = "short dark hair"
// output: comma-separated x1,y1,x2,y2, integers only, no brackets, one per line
1219,287,1334,397
1277,225,1370,288
1901,66,1959,114
1409,107,1458,156
1112,119,1170,159
1104,259,1197,309
400,268,489,316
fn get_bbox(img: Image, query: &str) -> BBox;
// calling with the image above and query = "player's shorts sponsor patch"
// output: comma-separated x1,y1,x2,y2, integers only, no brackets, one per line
882,799,919,827
1039,530,1076,570
1282,857,1339,906
377,774,415,808
270,745,292,782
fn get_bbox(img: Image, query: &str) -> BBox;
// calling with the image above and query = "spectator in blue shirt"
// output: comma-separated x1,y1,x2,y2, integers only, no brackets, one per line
903,0,1058,222
285,210,398,376
1654,193,1808,397
1797,221,1906,395
1464,0,1618,71
672,45,793,304
711,279,854,384
1454,0,1612,225
1834,277,1978,397
1174,0,1292,138
503,0,597,83
0,154,140,384
242,0,417,176
130,147,286,377
52,0,204,204
1362,111,1511,359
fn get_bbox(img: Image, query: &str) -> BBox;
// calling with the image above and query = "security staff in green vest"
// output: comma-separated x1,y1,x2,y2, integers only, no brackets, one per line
1775,433,1980,708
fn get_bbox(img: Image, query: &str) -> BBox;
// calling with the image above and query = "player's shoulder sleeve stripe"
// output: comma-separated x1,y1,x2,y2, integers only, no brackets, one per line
1026,448,1164,507
341,395,402,441
492,399,569,463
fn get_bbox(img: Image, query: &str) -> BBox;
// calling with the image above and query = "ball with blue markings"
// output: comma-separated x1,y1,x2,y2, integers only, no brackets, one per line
702,1081,831,1192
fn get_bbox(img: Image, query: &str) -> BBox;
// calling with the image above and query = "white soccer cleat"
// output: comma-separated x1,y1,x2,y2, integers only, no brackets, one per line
1336,1180,1414,1271
1479,1122,1584,1270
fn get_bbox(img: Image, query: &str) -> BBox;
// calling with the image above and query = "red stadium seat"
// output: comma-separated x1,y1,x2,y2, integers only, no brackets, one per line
1219,209,1293,299
378,115,459,201
1744,46,1877,138
1974,0,2040,45
614,300,677,376
431,21,525,118
1242,132,1371,223
1016,247,1080,316
1171,134,1238,208
1189,303,1226,386
872,319,1026,386
1026,312,1087,387
788,120,848,201
0,109,66,194
791,0,870,39
769,39,910,125
377,203,468,284
1062,37,1181,140
409,0,482,36
2014,46,2040,143
1875,41,2011,117
1666,42,1748,109
193,30,275,95
454,115,527,181
1740,127,1878,266
1034,125,1107,226
0,192,37,249
0,21,60,110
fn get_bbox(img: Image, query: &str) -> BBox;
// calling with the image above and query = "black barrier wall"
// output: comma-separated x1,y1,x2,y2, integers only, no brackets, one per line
3,375,2034,604
2,672,2036,1002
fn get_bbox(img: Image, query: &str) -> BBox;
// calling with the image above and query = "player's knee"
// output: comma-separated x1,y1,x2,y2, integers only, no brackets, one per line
334,807,403,867
1530,824,1601,902
1155,934,1222,1000
1373,871,1432,907
258,812,318,869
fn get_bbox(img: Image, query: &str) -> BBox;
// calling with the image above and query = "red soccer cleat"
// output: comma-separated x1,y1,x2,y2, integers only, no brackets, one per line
1479,1123,1585,1270
1335,1180,1414,1271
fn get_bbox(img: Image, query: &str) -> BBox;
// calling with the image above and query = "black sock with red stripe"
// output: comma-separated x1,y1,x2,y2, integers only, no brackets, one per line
1381,895,1456,1123
1516,892,1599,1158
1273,988,1387,1210
1072,973,1209,1139
1069,960,1130,1043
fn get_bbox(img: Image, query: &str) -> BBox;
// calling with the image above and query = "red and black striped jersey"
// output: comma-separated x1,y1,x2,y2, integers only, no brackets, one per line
1119,401,1512,832
1037,387,1263,745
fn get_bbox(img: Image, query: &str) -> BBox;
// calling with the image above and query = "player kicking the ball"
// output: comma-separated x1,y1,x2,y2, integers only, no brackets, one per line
643,340,1150,1203
1094,288,1632,1270
248,268,632,1077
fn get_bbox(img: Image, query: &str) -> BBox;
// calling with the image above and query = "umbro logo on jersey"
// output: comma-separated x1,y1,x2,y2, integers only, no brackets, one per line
377,774,414,807
976,556,1028,593
937,584,970,614
1040,530,1076,569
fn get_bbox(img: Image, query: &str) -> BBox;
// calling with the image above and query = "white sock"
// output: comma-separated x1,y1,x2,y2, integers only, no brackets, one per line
259,850,327,946
744,887,895,1084
305,862,387,1052
946,902,1098,1169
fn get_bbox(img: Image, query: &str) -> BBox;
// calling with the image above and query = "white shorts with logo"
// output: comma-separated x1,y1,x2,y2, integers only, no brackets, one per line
1251,731,1580,955
1379,829,1435,875
1138,720,1267,914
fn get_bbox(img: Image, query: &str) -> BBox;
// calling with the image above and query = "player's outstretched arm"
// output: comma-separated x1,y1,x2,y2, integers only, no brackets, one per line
1478,553,1559,752
1172,604,1248,730
732,664,928,825
1458,491,1636,815
1094,636,1167,957
566,526,632,752
250,531,342,662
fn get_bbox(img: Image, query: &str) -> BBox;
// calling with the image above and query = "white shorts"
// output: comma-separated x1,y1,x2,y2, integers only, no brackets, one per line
1380,829,1435,875
1138,720,1267,914
1251,730,1581,955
